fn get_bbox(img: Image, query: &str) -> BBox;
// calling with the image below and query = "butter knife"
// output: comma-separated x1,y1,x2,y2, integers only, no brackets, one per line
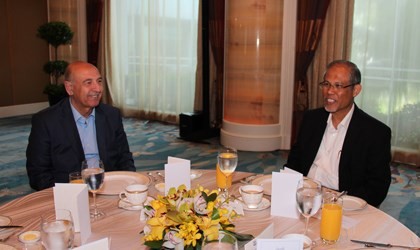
0,225,23,229
351,239,419,249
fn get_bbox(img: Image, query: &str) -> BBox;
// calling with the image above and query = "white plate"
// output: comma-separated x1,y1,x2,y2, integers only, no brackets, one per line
342,195,367,211
118,196,154,211
97,171,151,195
190,170,202,180
251,175,272,196
0,215,11,226
239,197,271,211
0,216,16,243
0,243,17,250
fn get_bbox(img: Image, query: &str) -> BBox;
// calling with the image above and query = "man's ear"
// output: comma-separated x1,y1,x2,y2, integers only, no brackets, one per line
64,80,73,95
353,84,362,97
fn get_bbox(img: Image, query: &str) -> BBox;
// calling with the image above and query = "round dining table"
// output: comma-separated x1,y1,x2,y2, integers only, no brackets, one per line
0,170,418,249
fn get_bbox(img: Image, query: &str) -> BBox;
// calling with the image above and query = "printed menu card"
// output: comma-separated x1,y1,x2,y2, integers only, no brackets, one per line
164,156,191,194
53,183,91,243
270,169,302,219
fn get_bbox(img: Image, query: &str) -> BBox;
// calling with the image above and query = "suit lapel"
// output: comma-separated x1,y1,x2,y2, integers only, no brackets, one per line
60,99,85,159
95,105,107,161
339,105,363,187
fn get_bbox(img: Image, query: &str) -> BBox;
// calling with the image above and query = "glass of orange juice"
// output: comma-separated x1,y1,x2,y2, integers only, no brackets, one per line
69,171,83,184
320,193,343,244
216,163,232,190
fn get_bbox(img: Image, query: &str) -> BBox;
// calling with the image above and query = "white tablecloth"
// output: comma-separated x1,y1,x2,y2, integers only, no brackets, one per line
0,170,418,249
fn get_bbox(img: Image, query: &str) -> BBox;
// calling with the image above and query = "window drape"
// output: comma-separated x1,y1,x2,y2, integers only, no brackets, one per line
351,0,420,166
86,0,103,66
292,0,330,143
208,0,225,128
306,0,354,109
104,0,199,123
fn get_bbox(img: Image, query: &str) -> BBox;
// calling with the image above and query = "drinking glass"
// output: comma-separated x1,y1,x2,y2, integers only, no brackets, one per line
81,158,105,218
69,171,83,184
202,231,238,250
296,178,322,236
217,146,238,199
320,193,343,244
40,209,74,250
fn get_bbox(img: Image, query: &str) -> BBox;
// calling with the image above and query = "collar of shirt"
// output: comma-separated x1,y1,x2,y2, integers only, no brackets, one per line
70,101,96,125
326,103,355,131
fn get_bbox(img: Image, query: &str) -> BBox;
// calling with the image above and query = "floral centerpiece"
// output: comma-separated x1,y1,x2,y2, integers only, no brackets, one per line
141,184,252,249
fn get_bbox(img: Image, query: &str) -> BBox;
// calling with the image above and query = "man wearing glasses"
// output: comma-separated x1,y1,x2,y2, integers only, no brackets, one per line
285,60,391,207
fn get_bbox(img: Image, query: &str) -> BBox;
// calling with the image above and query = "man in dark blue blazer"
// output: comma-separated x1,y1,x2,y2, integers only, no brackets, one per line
26,61,135,191
286,60,391,207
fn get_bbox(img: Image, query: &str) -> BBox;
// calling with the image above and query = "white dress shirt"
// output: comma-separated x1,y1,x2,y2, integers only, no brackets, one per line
307,104,355,190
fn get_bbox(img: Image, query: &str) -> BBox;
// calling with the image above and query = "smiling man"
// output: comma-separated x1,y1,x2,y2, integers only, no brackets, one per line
285,60,391,207
26,61,135,191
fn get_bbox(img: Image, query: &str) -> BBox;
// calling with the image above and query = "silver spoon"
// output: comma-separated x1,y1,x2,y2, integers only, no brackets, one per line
332,190,348,201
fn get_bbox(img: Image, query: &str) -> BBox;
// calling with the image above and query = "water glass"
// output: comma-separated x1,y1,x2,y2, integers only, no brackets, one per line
202,231,238,250
40,209,74,250
81,158,105,218
296,178,322,236
217,146,238,199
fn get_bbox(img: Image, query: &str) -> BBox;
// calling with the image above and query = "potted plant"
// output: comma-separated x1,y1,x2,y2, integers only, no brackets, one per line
37,21,74,106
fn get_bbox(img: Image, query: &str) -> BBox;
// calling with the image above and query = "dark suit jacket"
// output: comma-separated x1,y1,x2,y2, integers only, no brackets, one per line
286,105,391,207
26,98,136,190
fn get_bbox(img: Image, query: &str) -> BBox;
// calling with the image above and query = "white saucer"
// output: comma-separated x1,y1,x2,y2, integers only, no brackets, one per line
118,196,154,211
238,197,271,211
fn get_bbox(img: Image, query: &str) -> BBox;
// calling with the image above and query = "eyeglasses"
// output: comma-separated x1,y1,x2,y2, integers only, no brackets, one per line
319,81,357,90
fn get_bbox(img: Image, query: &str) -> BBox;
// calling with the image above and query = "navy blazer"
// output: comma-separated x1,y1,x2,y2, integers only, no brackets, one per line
26,98,135,190
286,105,391,207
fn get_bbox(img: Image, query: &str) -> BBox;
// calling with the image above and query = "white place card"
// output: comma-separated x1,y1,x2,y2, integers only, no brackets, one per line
244,223,274,250
53,183,91,243
73,237,110,250
164,156,191,194
256,238,303,250
270,171,302,219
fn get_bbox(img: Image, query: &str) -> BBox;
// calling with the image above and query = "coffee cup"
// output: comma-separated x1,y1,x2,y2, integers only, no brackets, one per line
239,184,264,209
119,184,148,206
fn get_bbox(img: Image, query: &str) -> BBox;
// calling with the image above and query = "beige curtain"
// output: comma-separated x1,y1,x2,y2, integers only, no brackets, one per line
307,0,354,109
96,0,110,105
101,1,198,123
194,0,203,112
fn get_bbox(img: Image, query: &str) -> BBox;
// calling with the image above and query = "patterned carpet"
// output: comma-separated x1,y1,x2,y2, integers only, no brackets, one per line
0,115,418,236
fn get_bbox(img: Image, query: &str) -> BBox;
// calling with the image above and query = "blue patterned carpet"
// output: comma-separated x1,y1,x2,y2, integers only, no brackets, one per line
0,115,418,236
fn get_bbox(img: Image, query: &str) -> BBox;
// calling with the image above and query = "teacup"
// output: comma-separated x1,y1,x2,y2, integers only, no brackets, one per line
119,184,148,206
239,184,264,209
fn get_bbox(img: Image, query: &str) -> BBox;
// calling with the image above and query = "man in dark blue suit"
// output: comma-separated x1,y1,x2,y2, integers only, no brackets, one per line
286,60,391,207
26,61,135,190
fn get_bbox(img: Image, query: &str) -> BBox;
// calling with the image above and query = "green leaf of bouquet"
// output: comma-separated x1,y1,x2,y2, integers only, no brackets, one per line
211,207,220,220
221,223,235,230
144,240,164,249
223,230,254,241
201,191,208,201
206,192,218,202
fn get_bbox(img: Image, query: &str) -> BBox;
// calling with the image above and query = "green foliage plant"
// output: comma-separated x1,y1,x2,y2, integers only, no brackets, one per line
37,21,74,98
